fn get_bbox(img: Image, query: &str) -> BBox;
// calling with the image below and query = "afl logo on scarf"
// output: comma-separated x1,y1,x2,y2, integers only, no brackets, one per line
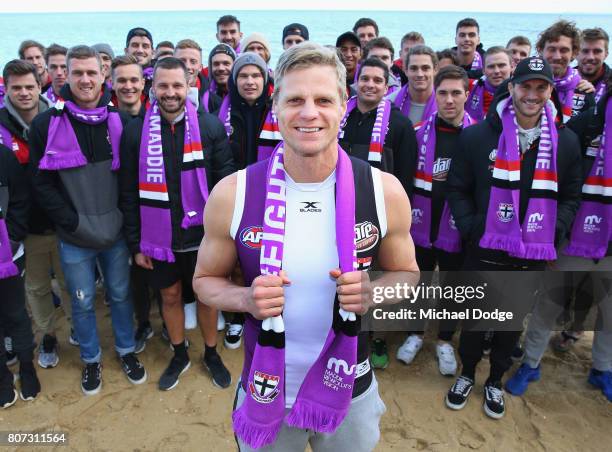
240,226,263,249
355,221,379,252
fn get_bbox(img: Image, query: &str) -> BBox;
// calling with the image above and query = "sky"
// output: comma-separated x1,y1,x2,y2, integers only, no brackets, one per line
2,1,612,14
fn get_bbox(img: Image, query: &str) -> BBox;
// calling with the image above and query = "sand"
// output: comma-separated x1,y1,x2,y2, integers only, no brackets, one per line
3,304,611,452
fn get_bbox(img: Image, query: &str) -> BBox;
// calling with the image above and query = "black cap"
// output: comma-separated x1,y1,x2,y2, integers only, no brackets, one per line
511,57,554,85
335,31,361,48
126,27,153,48
282,23,309,43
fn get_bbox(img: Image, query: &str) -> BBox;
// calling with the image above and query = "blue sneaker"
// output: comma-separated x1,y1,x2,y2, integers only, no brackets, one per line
505,363,540,396
588,369,612,402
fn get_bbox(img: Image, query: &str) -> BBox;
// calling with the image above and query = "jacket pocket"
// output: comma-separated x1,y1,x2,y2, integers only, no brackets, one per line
72,209,123,249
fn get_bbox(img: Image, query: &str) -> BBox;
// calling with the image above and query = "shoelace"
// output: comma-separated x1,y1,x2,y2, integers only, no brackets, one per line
454,377,472,393
123,354,142,370
487,385,504,404
227,324,243,336
84,364,100,383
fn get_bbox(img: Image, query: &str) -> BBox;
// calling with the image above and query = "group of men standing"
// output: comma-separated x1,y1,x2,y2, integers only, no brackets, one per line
0,12,610,452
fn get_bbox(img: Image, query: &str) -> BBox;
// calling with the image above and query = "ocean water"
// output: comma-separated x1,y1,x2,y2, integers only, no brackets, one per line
1,10,611,71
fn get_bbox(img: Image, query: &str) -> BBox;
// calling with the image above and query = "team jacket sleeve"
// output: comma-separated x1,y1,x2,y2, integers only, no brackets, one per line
446,132,477,241
118,121,142,255
4,150,29,242
554,130,583,246
206,115,236,188
392,116,418,197
29,115,79,232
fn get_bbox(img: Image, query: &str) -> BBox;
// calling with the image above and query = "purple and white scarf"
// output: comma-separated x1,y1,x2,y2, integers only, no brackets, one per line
338,96,392,163
392,85,437,126
465,76,496,121
480,98,558,260
594,78,607,104
201,90,232,137
554,66,581,123
0,208,18,279
38,101,122,171
233,142,358,449
565,97,612,258
411,112,475,252
471,51,483,71
138,100,209,262
45,86,59,103
257,109,283,161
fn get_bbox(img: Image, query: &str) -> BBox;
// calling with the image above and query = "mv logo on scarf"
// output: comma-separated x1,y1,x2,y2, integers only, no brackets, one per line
233,142,359,449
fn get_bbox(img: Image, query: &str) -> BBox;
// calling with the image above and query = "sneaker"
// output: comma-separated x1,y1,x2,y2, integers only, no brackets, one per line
482,330,493,356
81,362,102,395
511,344,525,363
483,381,506,419
370,338,389,370
224,323,244,350
203,352,231,389
396,334,423,365
5,337,17,366
19,362,41,401
588,369,612,402
37,334,59,369
68,328,79,346
159,355,191,391
184,302,197,330
120,353,147,385
505,363,540,396
134,323,154,354
217,311,226,331
436,342,457,376
0,366,18,409
445,375,474,410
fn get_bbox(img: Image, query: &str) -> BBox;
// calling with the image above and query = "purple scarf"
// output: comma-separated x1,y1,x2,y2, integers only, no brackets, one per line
0,209,18,279
471,51,483,71
554,66,581,123
38,101,122,171
143,66,154,81
465,76,496,121
338,96,392,163
411,112,475,252
480,98,558,260
201,91,231,137
392,85,436,126
233,142,358,449
138,101,209,263
257,109,283,161
594,78,607,104
0,124,13,150
0,78,4,108
45,86,59,103
565,97,612,258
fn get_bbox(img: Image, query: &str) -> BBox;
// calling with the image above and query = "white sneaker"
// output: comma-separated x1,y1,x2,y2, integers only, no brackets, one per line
436,342,457,376
217,311,226,331
396,334,423,365
184,303,197,330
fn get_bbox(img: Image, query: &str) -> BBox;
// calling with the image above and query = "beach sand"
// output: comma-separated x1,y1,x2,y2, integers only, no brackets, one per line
3,303,611,451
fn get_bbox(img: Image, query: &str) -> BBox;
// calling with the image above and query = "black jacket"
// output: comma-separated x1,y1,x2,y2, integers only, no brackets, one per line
228,76,274,169
0,97,54,235
453,43,485,79
0,145,29,254
29,86,132,249
196,73,222,114
446,101,583,266
119,105,236,254
339,104,417,196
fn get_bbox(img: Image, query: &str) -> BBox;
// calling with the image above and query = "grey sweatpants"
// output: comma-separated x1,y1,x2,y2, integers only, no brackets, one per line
234,376,386,452
523,250,612,372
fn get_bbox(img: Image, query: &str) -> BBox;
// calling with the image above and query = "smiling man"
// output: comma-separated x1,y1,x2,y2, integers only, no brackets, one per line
174,39,220,114
576,28,610,103
445,57,582,419
216,15,243,53
193,41,418,451
29,45,146,396
506,36,532,68
336,31,362,94
453,18,485,78
111,55,145,117
125,27,154,97
19,40,51,91
466,47,513,121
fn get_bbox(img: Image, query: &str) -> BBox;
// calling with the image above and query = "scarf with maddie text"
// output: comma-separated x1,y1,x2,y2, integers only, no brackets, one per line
480,98,558,260
565,97,612,258
338,96,392,163
138,100,209,262
554,66,581,123
392,85,436,127
233,142,359,449
411,112,476,252
38,101,122,171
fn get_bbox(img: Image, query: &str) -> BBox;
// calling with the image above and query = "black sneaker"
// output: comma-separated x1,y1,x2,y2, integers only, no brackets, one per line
483,380,505,419
81,362,102,395
120,353,147,385
0,366,17,409
224,323,244,350
5,337,17,366
134,323,154,354
159,355,191,391
445,375,474,410
19,362,41,401
482,330,493,357
511,344,525,363
203,352,231,388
